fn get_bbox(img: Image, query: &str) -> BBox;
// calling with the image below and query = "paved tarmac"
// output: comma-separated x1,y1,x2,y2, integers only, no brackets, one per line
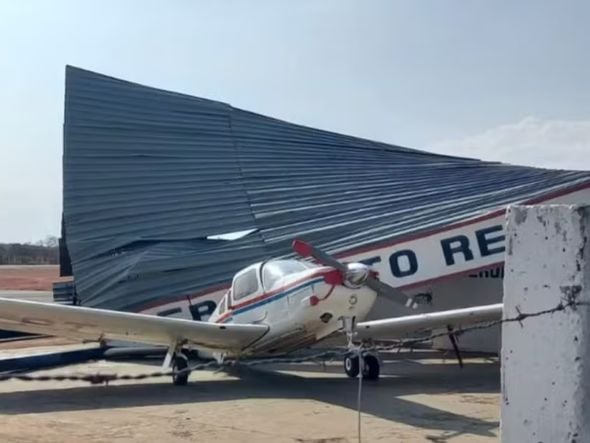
0,290,53,302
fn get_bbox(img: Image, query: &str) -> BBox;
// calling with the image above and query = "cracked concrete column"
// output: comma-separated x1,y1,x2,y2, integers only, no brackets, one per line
501,205,590,443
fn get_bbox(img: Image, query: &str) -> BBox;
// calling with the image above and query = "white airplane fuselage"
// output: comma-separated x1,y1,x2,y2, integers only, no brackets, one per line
208,260,377,357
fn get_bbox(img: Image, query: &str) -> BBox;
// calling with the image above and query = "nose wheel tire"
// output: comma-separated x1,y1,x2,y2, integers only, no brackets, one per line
343,353,380,381
172,354,190,386
344,354,360,377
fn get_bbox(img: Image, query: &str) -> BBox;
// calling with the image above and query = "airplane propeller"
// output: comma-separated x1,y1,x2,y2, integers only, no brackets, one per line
292,240,417,309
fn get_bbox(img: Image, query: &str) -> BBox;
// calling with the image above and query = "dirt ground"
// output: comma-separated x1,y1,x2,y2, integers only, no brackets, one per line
0,342,500,443
0,265,68,291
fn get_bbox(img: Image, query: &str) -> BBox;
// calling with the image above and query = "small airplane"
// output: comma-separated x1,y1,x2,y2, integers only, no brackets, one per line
0,240,503,385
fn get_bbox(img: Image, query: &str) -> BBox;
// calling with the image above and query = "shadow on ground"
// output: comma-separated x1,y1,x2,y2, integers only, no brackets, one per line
0,350,499,440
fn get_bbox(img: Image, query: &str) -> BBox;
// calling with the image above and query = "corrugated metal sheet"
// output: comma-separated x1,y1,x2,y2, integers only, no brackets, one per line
63,66,590,311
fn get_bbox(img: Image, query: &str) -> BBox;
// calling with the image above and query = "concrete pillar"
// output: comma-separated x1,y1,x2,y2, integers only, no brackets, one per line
501,205,590,442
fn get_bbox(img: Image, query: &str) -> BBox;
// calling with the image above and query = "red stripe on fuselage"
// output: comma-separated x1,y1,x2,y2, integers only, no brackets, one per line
215,312,233,323
230,270,328,310
213,270,329,323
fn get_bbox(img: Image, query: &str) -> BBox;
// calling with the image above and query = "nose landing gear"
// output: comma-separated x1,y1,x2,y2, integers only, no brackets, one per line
340,315,381,381
343,352,380,381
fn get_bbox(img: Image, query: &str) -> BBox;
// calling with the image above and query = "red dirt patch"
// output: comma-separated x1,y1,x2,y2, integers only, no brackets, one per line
0,266,70,291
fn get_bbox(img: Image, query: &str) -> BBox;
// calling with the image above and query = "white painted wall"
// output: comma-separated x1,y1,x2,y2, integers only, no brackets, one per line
334,188,590,354
430,272,502,353
501,205,590,442
345,186,590,294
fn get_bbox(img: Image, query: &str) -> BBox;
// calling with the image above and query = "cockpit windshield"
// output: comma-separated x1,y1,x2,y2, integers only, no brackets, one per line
262,260,314,290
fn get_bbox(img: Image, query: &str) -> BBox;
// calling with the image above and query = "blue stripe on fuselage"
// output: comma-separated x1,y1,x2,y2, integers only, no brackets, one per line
230,277,324,318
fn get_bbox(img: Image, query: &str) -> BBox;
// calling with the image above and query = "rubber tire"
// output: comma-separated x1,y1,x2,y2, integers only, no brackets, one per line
172,355,190,386
344,354,360,378
362,354,380,381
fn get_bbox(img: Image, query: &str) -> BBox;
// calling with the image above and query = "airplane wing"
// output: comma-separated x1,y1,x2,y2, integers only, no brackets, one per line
355,303,503,341
0,298,268,352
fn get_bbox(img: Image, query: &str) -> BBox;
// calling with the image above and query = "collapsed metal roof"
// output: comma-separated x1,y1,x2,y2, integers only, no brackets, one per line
63,66,590,311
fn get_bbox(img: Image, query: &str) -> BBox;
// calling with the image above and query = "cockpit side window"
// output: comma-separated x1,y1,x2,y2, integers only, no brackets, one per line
233,268,260,301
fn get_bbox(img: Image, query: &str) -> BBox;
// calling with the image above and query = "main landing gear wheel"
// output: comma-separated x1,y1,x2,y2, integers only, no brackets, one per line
343,353,380,381
172,354,190,386
362,354,380,381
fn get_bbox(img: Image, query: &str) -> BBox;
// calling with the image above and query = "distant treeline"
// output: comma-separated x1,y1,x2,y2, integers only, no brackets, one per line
0,237,59,265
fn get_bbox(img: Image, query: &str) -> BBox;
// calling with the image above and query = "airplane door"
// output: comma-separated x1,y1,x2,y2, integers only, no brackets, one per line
231,266,267,323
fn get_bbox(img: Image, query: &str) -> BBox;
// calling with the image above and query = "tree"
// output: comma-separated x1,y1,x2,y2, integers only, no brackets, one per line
0,236,59,265
43,236,59,248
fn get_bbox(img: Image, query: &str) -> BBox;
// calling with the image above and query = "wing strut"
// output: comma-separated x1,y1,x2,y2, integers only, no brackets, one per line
446,325,464,368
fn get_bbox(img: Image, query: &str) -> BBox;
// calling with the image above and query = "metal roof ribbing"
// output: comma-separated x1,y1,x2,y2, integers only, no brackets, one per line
62,66,590,311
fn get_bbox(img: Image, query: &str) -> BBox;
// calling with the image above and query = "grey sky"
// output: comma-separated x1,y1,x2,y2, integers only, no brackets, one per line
1,1,589,242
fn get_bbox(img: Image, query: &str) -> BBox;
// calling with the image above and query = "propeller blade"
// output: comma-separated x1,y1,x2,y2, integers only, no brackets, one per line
292,240,347,271
292,239,417,309
364,275,416,308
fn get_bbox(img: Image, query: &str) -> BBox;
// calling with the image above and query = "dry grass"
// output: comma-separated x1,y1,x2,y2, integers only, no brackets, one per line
0,265,69,291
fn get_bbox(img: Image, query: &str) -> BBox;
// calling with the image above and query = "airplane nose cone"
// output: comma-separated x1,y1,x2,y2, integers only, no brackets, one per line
344,262,370,289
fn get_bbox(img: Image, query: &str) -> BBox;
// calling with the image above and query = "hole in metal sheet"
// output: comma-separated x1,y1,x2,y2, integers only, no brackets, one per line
207,229,258,241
